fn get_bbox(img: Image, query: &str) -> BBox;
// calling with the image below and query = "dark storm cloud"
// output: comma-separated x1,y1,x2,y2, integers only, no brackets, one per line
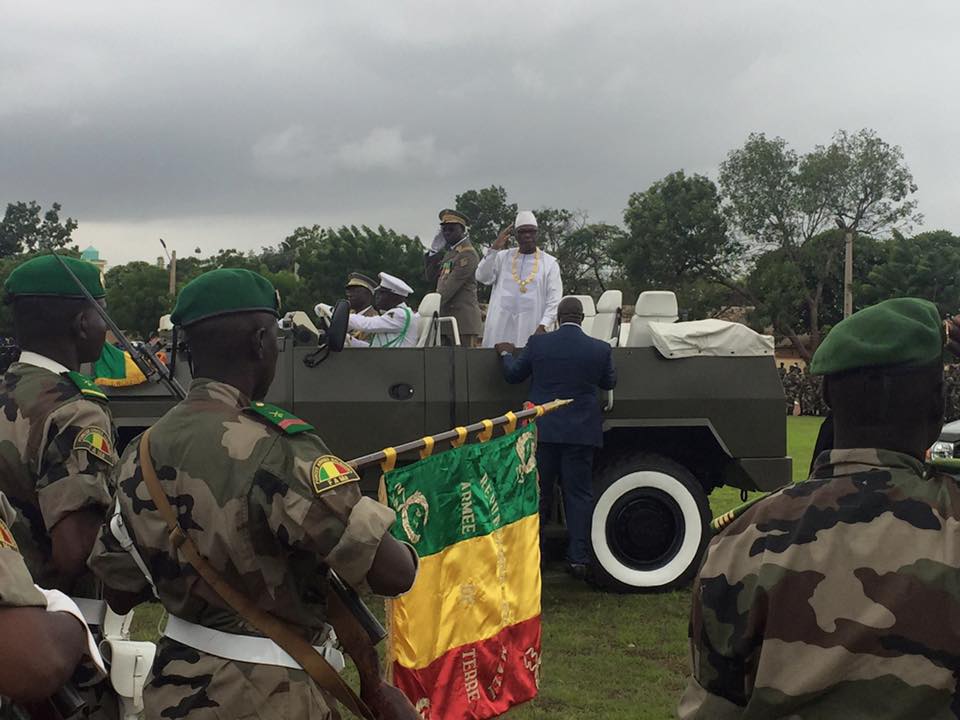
1,1,958,263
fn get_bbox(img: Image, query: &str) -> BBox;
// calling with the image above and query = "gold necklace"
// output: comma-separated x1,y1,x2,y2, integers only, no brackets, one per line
511,249,540,293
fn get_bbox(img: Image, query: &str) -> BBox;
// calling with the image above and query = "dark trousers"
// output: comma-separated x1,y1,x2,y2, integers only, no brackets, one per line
537,441,595,565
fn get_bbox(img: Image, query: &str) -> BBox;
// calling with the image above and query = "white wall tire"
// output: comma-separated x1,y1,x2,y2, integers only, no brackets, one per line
591,455,710,592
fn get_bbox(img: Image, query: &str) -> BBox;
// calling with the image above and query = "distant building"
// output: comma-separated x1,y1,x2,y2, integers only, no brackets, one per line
81,246,107,272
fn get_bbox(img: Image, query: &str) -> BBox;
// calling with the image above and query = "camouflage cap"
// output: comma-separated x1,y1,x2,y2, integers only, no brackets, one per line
171,268,280,327
4,255,105,299
810,297,944,376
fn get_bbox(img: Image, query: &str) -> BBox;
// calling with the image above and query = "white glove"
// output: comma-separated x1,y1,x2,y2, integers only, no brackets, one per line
430,231,446,253
35,587,108,678
314,303,333,320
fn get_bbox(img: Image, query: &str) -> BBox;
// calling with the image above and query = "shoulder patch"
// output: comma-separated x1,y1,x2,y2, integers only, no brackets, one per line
74,426,115,465
64,371,109,403
244,402,315,434
310,455,360,496
0,518,17,551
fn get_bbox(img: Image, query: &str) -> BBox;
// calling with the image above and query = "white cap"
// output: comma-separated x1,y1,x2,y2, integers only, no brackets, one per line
377,272,413,298
515,210,538,229
158,314,173,332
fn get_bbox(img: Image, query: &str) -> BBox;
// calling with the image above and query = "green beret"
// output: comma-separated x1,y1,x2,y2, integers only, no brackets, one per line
810,298,944,376
439,209,469,227
171,268,280,327
5,255,105,299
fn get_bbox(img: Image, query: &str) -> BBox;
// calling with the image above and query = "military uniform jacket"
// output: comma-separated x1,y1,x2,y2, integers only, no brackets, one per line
425,240,483,337
0,491,48,720
349,305,380,345
0,491,46,609
89,378,398,720
0,358,116,593
679,449,960,719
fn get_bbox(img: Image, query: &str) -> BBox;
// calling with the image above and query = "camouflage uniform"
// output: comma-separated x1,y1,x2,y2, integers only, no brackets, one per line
679,448,960,718
0,491,48,720
89,379,398,720
0,356,118,720
0,490,47,610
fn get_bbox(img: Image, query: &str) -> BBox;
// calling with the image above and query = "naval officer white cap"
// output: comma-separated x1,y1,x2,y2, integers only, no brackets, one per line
377,272,414,298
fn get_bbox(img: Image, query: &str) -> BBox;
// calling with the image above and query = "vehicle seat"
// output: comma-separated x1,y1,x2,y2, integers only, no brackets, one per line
626,291,678,347
564,295,596,335
591,290,623,345
416,293,441,347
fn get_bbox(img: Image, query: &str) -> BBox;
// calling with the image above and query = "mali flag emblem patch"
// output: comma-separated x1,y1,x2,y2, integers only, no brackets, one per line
0,519,17,551
74,427,115,465
311,456,359,496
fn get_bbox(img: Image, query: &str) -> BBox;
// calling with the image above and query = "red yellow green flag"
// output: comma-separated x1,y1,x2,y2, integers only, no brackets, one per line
93,342,147,387
383,425,541,719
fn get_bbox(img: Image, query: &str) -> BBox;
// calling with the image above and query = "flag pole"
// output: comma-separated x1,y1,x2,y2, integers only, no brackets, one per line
348,399,572,470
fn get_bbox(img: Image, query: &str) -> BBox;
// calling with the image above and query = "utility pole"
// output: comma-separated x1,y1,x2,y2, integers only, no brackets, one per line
843,229,853,318
168,249,177,297
159,238,176,297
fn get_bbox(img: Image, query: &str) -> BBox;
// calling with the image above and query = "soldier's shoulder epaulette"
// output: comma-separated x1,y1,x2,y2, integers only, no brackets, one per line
63,371,109,404
456,243,479,255
243,401,315,434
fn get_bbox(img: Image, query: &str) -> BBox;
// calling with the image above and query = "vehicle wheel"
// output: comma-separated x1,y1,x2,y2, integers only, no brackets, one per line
590,453,710,592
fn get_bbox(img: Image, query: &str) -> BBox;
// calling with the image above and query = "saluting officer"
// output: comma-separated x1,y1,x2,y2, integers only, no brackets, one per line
424,209,483,347
89,268,418,719
0,255,119,719
0,490,107,717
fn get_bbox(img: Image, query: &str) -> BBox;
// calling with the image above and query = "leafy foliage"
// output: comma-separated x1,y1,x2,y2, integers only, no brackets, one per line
861,230,960,314
0,201,78,257
615,170,736,316
455,186,517,248
104,262,172,339
720,130,916,358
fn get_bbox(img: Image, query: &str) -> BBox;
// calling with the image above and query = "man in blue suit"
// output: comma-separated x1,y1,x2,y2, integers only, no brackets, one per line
496,297,617,578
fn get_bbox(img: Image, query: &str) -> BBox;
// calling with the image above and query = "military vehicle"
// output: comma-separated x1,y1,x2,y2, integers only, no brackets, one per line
101,289,791,593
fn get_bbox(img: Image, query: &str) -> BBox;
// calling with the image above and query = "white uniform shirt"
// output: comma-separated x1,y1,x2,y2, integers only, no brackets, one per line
475,247,563,348
347,304,421,348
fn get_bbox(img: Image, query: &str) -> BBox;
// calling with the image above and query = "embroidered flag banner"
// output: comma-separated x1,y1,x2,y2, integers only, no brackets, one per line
383,425,542,719
93,342,148,387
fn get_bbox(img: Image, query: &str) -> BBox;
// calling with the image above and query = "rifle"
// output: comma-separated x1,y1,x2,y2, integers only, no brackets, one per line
50,252,185,399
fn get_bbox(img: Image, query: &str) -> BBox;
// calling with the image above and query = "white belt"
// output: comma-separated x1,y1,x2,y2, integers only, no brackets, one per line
71,597,107,627
163,614,345,673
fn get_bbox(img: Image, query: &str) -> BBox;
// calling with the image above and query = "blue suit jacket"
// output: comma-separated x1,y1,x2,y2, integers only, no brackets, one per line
500,324,617,447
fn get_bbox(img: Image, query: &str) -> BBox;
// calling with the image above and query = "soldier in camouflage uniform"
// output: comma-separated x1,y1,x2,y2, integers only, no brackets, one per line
679,298,960,719
1,489,111,718
0,255,119,719
89,268,418,720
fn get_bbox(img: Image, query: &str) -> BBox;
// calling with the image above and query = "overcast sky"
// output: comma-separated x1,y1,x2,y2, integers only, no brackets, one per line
2,1,958,266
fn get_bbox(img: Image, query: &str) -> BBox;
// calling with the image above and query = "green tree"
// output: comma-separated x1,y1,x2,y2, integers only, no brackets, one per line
104,262,172,339
286,225,430,312
0,201,78,257
861,230,960,313
455,186,517,248
614,170,737,317
719,132,911,358
535,208,626,296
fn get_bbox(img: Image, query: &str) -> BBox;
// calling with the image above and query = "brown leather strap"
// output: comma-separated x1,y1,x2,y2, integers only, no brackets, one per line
138,430,375,720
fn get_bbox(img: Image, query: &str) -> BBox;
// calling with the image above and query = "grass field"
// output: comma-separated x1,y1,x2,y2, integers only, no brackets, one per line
129,416,824,719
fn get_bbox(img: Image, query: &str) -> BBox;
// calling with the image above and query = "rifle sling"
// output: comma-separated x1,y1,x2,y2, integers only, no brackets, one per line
137,430,375,720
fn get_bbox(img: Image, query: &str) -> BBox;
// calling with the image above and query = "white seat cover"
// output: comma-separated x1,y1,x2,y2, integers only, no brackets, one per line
591,289,623,343
626,291,678,347
650,319,774,358
417,293,441,347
